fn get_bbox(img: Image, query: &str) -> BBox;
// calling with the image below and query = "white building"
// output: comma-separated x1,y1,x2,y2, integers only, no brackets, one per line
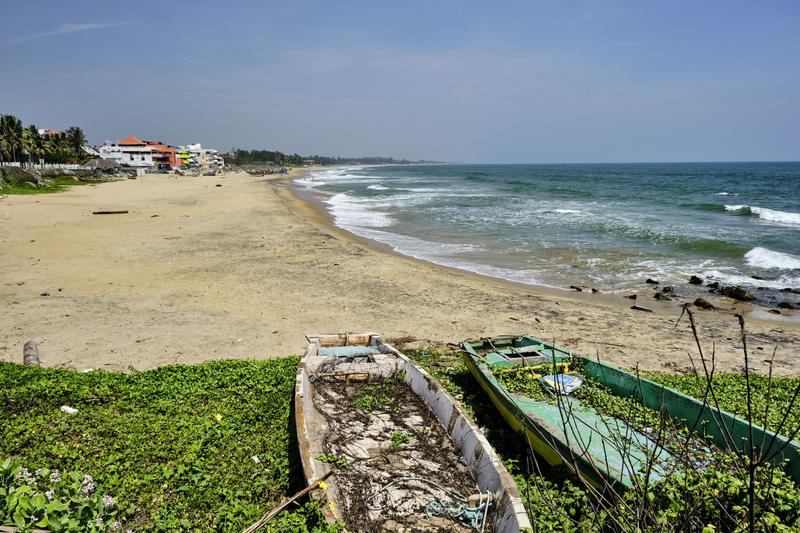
98,136,155,168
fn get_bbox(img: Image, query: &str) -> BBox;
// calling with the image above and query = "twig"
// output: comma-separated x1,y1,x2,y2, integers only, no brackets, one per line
242,471,333,533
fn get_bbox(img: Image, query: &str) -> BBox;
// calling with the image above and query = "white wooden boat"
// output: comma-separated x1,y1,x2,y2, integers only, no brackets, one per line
295,333,530,532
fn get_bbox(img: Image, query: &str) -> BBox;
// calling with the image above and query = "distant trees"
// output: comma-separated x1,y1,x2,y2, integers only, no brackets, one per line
224,148,414,167
0,114,89,166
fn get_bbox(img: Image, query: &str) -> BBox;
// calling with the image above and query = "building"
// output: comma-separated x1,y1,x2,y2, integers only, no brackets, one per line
37,128,63,137
98,136,156,168
145,140,179,169
98,137,222,171
176,143,224,170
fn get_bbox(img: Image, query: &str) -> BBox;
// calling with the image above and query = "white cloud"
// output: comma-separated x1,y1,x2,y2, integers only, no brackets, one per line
9,20,144,44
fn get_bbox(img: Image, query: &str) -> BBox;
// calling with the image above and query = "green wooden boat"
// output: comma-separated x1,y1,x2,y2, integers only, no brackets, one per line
461,334,800,489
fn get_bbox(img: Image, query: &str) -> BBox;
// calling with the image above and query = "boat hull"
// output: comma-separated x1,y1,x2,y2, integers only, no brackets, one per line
295,333,531,532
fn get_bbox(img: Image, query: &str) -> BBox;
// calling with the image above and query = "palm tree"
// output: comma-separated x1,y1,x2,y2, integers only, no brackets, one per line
21,125,43,167
0,114,24,163
65,126,86,160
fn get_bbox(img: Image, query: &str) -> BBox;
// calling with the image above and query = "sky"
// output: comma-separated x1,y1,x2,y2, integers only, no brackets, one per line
1,0,798,163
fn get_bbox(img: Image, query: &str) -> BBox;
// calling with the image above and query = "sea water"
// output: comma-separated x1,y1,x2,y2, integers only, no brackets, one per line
295,162,800,303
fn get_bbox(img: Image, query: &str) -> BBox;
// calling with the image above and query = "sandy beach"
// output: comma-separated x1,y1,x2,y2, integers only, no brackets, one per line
1,169,798,374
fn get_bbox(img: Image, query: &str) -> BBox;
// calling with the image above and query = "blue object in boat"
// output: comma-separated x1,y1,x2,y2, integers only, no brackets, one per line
540,373,583,395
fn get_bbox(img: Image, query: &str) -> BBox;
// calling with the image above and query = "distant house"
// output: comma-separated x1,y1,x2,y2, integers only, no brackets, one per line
145,140,179,169
37,128,63,137
302,159,316,166
98,136,156,168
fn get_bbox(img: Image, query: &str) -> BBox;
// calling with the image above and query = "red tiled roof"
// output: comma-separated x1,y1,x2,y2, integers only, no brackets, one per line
118,136,146,145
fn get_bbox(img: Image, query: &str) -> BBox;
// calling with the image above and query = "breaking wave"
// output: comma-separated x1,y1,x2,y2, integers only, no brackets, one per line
744,247,800,270
725,205,800,225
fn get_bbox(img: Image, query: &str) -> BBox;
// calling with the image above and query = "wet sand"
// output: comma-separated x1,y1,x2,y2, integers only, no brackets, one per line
1,170,798,373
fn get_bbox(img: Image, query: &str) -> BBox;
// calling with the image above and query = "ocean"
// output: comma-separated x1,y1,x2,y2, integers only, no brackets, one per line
295,162,800,307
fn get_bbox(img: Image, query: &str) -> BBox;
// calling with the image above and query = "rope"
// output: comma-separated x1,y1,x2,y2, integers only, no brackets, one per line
365,475,492,531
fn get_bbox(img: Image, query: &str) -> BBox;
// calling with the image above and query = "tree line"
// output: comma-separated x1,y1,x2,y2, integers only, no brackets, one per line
224,148,419,166
0,114,87,165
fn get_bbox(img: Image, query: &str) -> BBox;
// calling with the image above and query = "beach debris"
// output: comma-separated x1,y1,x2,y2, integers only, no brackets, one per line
243,471,333,532
23,340,40,366
743,365,759,372
769,309,782,314
569,285,582,291
693,298,716,310
777,302,796,310
39,291,49,297
689,275,704,285
251,455,260,464
92,210,129,215
60,405,79,415
719,286,757,302
645,278,659,284
654,292,672,301
631,304,653,312
215,184,222,187
625,294,637,300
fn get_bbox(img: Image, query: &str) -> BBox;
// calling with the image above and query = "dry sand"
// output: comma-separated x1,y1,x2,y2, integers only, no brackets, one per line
1,170,798,373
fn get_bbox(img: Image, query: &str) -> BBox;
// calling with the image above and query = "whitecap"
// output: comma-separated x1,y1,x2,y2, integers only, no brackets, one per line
725,205,800,225
367,184,389,190
325,193,393,228
744,247,800,270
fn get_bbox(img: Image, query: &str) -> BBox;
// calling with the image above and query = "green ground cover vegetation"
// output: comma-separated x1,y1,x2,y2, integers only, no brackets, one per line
2,348,799,531
0,359,338,532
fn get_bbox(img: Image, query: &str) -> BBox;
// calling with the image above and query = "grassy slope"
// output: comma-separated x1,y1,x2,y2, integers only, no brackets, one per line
0,177,88,195
0,359,336,532
2,351,798,531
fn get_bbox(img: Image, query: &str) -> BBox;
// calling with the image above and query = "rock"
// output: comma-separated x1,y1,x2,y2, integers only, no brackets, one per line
707,281,720,289
719,286,757,302
751,275,765,280
569,285,582,292
780,287,793,292
625,294,637,300
645,278,659,285
591,288,600,293
689,275,703,285
215,184,222,187
661,286,673,294
694,298,716,310
40,291,49,297
777,302,796,310
769,309,781,314
654,292,672,301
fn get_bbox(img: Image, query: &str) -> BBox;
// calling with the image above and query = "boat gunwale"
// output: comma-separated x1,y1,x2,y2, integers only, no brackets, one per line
295,333,532,532
461,334,800,486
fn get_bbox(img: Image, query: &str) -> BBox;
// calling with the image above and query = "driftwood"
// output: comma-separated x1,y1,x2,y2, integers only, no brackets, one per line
23,340,40,366
242,471,333,533
92,210,128,215
631,304,653,313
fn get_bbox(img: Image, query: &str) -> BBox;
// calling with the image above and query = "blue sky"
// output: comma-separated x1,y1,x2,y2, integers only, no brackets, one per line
1,1,798,163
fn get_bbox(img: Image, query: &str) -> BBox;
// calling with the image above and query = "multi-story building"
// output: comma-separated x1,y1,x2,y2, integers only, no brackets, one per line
98,136,156,168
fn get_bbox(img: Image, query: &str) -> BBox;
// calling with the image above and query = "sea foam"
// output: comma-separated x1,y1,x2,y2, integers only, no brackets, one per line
326,193,393,228
744,247,800,270
725,205,800,225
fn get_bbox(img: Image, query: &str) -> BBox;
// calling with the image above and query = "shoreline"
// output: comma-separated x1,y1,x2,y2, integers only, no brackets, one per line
1,168,798,374
287,167,798,326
